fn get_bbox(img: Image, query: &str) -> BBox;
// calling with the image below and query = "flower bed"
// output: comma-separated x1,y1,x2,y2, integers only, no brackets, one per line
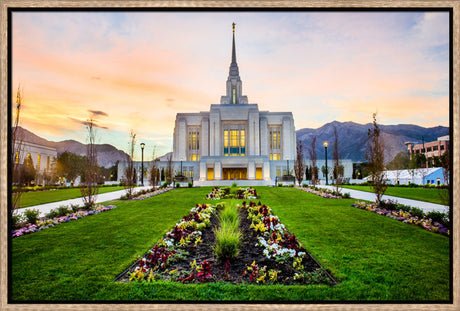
131,187,172,200
120,187,172,200
119,203,217,282
300,186,342,199
206,186,258,200
117,201,335,285
351,201,450,236
12,204,117,238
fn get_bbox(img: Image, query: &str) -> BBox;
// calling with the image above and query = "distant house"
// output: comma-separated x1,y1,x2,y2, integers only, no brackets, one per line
405,135,449,161
364,167,446,186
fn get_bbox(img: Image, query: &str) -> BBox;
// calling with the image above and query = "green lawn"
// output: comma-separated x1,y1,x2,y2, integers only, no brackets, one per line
11,187,450,301
17,186,125,208
341,185,448,205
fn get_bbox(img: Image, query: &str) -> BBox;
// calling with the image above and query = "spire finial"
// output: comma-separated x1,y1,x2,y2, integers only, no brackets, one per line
232,22,236,34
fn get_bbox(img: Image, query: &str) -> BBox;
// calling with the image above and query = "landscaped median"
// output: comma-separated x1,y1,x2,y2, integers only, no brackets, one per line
10,187,450,301
116,199,335,285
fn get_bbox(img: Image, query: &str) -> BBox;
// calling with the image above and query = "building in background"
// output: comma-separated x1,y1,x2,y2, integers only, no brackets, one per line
15,141,57,186
405,135,449,161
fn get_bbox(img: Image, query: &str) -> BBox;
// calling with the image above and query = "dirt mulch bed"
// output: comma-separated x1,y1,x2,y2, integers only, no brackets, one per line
116,208,337,285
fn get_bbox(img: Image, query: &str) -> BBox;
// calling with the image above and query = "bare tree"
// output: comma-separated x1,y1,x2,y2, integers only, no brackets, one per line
366,113,388,206
332,127,344,194
80,118,99,208
149,146,160,189
122,130,137,198
294,140,306,186
308,136,319,186
165,153,175,185
11,85,24,209
439,152,449,205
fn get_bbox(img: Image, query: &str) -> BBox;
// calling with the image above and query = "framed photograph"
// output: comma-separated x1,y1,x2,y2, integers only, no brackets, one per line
1,1,458,310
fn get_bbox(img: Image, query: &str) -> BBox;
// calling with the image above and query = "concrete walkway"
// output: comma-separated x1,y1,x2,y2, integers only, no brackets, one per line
14,186,152,217
318,185,449,214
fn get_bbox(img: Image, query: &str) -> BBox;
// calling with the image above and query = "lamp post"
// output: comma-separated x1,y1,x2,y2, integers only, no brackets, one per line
140,143,145,186
323,141,328,185
286,156,290,176
180,157,183,177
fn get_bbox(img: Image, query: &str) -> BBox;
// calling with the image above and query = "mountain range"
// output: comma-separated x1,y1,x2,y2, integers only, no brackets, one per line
16,127,129,168
17,121,449,167
296,121,449,162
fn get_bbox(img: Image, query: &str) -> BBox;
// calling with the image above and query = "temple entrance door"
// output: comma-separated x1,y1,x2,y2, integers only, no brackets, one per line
222,168,247,180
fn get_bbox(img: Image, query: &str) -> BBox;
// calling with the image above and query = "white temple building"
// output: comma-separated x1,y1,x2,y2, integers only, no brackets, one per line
118,24,297,186
172,24,295,185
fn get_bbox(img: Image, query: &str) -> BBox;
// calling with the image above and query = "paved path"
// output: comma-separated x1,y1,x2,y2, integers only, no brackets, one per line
14,186,152,217
318,185,449,214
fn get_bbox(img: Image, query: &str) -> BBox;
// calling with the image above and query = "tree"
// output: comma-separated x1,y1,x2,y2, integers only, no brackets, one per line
21,154,36,186
438,152,449,205
165,153,175,185
122,130,137,198
332,126,344,194
80,118,99,208
365,113,387,206
149,146,160,188
294,140,306,186
321,165,331,180
387,151,410,184
57,151,85,184
308,136,319,186
11,85,24,209
409,153,427,169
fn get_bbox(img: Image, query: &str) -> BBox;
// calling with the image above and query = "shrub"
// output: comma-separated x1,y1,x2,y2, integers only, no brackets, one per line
426,211,449,226
24,208,40,225
302,183,308,188
343,192,351,199
277,183,283,187
56,205,72,217
410,207,425,218
70,204,80,213
288,184,294,187
188,182,193,188
231,182,238,188
214,205,241,261
379,199,398,211
161,182,169,189
397,204,411,212
45,209,58,219
219,204,239,224
175,183,180,188
12,213,24,229
214,225,241,261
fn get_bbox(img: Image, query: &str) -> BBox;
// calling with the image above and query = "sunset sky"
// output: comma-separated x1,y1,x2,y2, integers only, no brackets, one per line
11,11,450,160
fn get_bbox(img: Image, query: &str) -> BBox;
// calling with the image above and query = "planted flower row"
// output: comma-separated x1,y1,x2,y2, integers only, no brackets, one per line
120,186,172,200
239,201,332,284
351,200,450,236
130,187,172,200
300,186,343,199
127,203,217,283
12,204,117,238
206,186,258,200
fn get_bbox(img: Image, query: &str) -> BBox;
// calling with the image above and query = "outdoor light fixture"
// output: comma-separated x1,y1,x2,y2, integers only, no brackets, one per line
323,141,328,185
140,142,145,186
286,156,290,176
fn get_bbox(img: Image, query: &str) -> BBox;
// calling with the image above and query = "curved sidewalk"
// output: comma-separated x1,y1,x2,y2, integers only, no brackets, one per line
14,186,152,217
318,185,449,214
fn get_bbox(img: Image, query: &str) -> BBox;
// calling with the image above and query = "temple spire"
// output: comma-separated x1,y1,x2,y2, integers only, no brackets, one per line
232,23,236,64
229,22,239,77
221,22,248,105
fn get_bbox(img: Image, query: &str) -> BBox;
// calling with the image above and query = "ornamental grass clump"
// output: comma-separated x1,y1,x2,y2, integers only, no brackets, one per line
214,204,242,261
